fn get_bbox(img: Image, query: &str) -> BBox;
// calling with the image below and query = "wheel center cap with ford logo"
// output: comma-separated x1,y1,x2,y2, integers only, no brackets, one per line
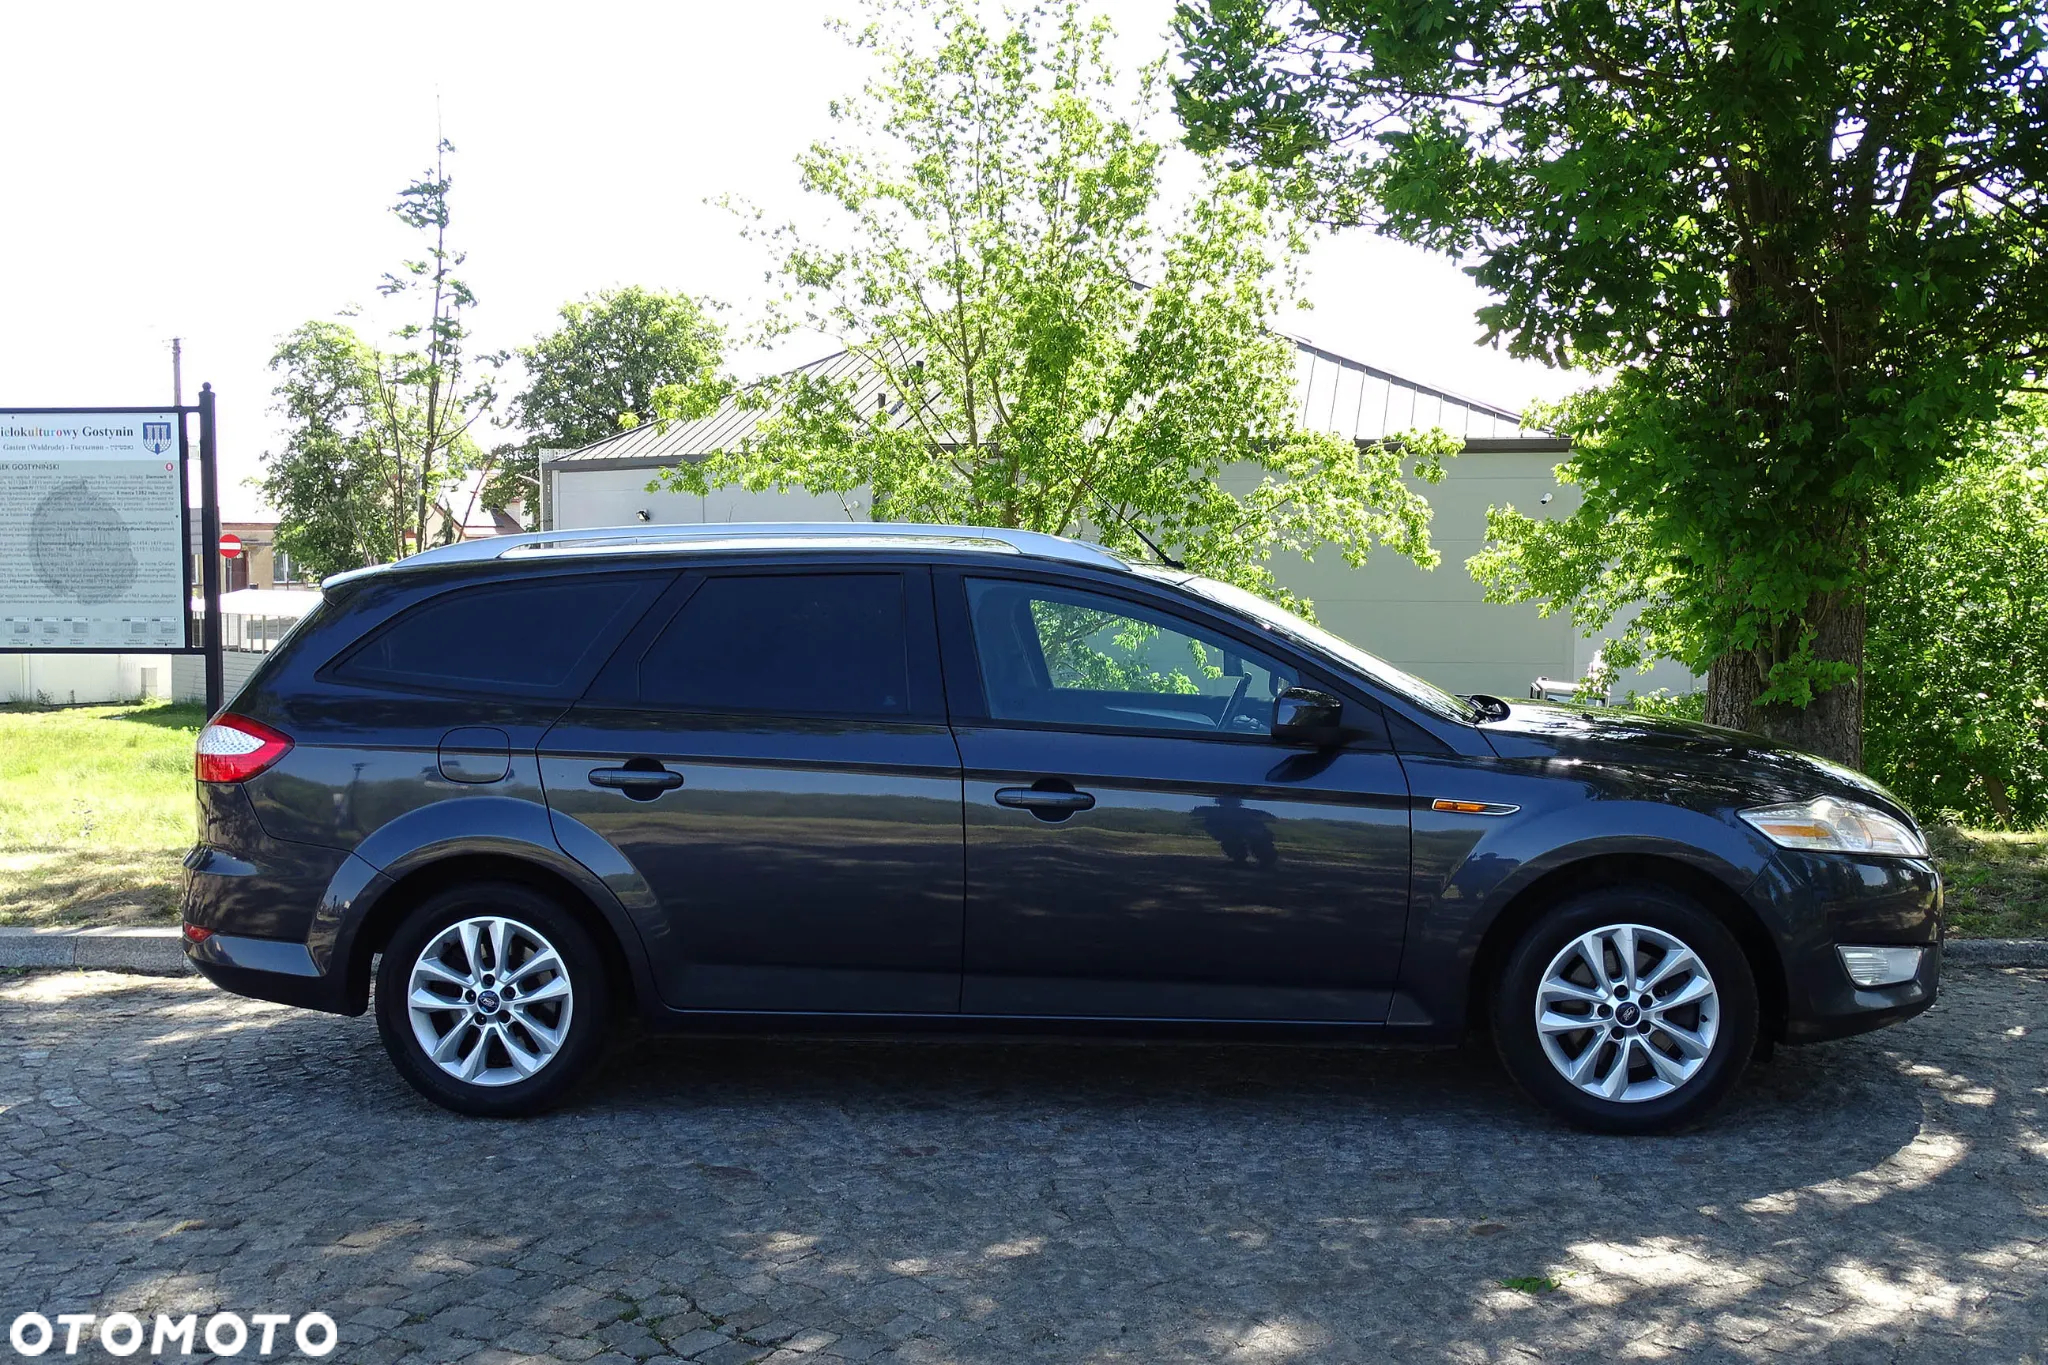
1615,1002,1642,1027
476,990,502,1013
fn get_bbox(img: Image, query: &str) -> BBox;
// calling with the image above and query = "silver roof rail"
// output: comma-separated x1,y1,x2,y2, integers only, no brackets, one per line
324,522,1130,589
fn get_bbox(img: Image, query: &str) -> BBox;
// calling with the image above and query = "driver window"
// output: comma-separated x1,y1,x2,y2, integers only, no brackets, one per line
965,578,1297,735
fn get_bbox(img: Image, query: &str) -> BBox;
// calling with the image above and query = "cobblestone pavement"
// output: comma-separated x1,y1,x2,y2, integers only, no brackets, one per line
2,968,2045,1364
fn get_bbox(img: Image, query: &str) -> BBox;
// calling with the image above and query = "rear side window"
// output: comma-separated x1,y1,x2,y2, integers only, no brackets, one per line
635,573,910,717
333,575,663,696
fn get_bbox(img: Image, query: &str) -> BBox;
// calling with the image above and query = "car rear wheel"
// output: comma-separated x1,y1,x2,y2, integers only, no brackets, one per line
1493,885,1758,1134
375,883,608,1117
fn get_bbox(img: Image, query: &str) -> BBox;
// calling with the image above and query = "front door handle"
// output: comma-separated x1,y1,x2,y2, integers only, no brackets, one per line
588,765,685,793
995,787,1096,813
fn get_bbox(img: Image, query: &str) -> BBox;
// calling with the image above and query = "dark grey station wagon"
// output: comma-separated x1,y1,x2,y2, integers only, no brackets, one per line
182,524,1941,1131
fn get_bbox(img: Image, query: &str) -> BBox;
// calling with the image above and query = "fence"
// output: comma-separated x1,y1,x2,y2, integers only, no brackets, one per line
219,613,303,653
172,597,320,703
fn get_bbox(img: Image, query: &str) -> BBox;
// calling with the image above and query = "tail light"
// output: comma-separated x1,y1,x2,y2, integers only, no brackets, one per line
195,714,294,784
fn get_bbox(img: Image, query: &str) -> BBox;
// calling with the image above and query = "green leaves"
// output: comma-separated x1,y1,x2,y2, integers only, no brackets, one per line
1498,1276,1561,1296
513,288,727,449
669,0,1456,601
1866,403,2048,826
260,322,396,577
1179,0,2048,761
261,142,496,571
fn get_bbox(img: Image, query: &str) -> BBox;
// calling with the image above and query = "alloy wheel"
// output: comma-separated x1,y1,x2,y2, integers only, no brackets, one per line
1533,922,1720,1104
406,915,575,1087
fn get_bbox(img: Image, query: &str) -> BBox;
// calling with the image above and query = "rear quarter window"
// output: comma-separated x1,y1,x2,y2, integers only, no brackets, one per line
329,573,666,697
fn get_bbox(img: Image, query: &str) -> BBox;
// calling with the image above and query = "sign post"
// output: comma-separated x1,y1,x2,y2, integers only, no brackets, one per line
198,386,223,715
0,389,226,715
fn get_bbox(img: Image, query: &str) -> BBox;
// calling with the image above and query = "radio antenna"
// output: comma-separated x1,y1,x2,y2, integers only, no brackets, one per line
1098,504,1185,570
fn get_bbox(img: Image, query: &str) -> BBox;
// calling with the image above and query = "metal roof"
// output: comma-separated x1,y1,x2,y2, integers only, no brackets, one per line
322,521,1131,588
545,337,1542,471
1283,335,1534,442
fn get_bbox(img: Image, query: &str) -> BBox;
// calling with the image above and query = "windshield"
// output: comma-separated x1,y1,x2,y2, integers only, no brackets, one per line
1157,572,1482,726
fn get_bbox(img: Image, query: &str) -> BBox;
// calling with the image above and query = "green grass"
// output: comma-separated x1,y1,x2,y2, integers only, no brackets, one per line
0,702,203,927
0,703,2044,937
1929,825,2048,939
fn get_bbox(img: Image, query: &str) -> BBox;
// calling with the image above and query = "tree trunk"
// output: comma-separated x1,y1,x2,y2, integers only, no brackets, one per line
1703,590,1866,768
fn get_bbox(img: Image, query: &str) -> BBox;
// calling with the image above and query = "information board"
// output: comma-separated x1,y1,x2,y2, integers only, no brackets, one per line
0,410,186,650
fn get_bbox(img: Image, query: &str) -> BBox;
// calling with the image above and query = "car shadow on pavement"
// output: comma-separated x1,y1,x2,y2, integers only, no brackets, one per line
578,1023,1931,1189
9,969,2038,1362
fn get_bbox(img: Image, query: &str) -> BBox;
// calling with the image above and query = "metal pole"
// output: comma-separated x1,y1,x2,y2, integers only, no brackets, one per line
172,337,183,407
199,384,224,716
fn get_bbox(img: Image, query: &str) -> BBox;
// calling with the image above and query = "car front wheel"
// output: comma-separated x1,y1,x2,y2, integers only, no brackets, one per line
1493,886,1759,1134
374,883,609,1117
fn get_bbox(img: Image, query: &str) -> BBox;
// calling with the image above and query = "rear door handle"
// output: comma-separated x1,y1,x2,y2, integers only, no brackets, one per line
994,787,1096,812
588,766,685,792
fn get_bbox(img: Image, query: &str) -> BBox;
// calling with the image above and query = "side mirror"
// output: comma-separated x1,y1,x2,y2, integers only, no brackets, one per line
1271,687,1345,747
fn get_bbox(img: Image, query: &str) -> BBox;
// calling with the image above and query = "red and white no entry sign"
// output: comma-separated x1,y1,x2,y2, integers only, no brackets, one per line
218,532,243,559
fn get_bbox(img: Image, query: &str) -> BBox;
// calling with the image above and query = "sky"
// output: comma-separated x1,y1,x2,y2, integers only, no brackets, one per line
0,0,1586,519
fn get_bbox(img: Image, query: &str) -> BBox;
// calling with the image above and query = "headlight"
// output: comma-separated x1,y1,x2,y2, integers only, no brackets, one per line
1739,796,1927,857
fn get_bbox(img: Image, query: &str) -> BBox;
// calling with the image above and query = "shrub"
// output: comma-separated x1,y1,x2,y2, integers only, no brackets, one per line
1864,408,2048,828
1617,688,1708,724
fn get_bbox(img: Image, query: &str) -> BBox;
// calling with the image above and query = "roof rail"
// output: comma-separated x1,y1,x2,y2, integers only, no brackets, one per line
325,522,1130,588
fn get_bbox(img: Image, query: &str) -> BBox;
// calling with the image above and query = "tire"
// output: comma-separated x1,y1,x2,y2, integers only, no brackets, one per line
1492,885,1759,1135
375,882,610,1117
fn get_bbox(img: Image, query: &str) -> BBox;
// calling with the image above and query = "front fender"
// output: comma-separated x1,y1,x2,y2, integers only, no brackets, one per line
318,795,661,1016
1394,755,1775,1031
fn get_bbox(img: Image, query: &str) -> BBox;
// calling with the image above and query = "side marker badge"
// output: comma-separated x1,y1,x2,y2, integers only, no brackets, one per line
1431,798,1521,816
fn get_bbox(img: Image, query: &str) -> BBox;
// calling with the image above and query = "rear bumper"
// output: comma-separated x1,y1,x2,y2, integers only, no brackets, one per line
186,931,359,1014
182,830,373,1016
181,832,348,944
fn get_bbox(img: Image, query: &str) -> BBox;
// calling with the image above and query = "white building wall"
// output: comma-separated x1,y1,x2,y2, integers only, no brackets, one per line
1239,451,1697,700
547,465,867,530
3,654,171,705
170,651,266,708
547,454,1698,702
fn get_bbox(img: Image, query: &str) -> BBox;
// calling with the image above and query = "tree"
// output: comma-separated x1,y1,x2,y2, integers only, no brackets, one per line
475,442,538,526
373,138,497,557
1175,0,2048,764
1865,404,2048,826
661,0,1458,608
261,142,494,567
259,322,397,577
485,287,728,522
512,286,725,447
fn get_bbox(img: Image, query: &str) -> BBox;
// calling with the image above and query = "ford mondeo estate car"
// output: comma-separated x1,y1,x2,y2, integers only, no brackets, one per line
182,524,1941,1131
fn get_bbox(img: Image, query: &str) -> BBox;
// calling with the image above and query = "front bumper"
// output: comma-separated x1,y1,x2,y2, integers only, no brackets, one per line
1781,938,1941,1042
1757,851,1944,1043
